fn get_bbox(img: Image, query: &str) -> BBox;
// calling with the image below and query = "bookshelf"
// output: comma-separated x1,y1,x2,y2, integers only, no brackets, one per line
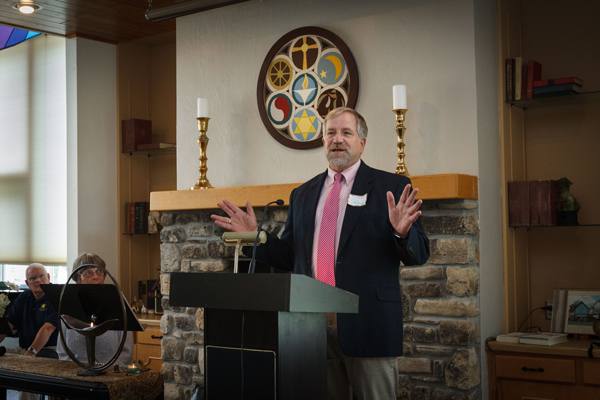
127,144,176,157
510,90,600,109
500,0,600,335
117,33,176,302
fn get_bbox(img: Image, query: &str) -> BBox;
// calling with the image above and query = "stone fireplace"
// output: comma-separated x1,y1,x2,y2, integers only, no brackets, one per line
152,175,480,400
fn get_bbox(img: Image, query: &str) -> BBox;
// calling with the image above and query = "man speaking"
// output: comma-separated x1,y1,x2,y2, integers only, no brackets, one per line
212,107,429,400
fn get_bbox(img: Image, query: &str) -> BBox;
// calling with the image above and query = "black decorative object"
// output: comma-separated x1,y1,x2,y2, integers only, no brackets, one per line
42,267,142,376
557,177,579,226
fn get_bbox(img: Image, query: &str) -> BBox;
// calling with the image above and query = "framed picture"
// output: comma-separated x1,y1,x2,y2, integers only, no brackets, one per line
563,289,600,334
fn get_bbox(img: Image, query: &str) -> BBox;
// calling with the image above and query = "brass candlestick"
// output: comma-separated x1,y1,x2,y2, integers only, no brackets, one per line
394,109,408,176
191,117,213,190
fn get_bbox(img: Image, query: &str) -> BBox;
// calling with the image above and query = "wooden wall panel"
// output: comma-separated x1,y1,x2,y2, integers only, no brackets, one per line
118,34,176,301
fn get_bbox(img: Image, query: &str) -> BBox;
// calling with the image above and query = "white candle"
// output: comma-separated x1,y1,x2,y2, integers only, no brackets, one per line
196,97,209,118
392,85,407,110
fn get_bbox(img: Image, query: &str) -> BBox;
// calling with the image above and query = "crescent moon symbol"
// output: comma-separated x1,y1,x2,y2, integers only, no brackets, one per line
325,54,343,80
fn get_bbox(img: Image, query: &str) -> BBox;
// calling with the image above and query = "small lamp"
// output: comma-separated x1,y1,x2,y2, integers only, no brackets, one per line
13,1,41,14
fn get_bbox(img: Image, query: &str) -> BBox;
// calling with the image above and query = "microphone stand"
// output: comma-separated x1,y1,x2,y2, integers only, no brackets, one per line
248,199,284,274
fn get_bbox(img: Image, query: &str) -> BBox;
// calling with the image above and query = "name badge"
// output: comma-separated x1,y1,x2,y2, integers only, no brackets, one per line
348,193,367,207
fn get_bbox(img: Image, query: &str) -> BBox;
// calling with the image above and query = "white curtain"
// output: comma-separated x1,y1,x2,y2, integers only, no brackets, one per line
0,34,67,264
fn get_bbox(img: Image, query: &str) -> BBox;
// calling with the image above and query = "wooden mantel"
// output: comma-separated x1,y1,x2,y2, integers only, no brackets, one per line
150,173,477,211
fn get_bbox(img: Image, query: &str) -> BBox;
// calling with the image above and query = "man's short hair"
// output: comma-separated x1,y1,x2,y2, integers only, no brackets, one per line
25,263,47,278
323,107,368,139
73,252,106,282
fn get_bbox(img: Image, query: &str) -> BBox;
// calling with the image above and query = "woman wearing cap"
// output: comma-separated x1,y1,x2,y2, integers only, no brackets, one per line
57,252,134,367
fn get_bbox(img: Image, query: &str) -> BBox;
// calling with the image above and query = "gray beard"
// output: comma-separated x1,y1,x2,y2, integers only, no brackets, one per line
327,151,351,171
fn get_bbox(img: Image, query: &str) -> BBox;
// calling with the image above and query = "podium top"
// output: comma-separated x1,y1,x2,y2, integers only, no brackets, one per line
170,273,358,314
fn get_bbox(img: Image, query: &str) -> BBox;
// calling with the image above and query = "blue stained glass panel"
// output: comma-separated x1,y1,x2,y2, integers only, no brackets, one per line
0,24,41,51
26,31,41,40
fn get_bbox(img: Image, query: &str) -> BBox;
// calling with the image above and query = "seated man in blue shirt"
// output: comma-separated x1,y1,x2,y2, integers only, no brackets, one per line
2,263,59,358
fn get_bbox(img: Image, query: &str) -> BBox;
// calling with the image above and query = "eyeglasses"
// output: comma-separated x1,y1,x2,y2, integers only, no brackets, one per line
79,267,106,278
27,274,47,282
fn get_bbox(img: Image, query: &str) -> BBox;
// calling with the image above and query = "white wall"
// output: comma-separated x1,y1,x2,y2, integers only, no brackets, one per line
66,38,119,279
176,0,481,189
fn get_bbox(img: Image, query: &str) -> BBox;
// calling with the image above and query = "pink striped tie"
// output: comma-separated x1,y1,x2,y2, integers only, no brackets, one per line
316,173,343,286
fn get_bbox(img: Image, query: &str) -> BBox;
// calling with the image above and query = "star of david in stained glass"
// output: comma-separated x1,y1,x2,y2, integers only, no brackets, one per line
289,108,320,142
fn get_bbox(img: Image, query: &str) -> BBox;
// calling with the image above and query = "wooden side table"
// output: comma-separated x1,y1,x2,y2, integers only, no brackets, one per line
487,338,600,400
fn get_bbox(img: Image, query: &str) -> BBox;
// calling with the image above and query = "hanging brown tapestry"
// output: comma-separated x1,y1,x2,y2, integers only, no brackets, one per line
257,26,359,149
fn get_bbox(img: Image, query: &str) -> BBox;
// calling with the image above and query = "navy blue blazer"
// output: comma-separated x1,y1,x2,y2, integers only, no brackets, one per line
256,161,429,357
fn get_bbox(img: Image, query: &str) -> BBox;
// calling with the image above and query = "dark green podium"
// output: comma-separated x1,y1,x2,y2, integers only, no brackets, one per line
170,273,358,400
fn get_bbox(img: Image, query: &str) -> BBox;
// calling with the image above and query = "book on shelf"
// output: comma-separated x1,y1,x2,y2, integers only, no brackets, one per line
508,181,530,227
125,202,149,234
121,119,152,153
505,57,544,101
496,332,528,343
533,83,583,97
529,180,558,226
134,202,149,234
514,57,523,101
504,59,584,101
533,76,583,88
519,332,568,346
520,60,528,101
526,60,542,100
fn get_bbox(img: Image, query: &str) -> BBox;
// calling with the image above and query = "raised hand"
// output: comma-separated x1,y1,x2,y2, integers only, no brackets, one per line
386,184,423,238
210,199,258,232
